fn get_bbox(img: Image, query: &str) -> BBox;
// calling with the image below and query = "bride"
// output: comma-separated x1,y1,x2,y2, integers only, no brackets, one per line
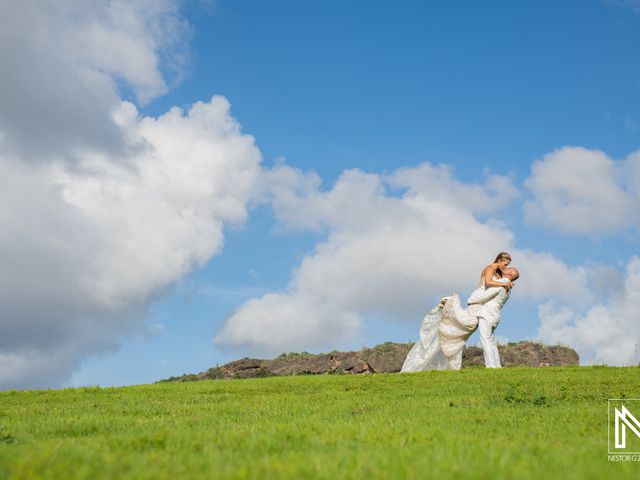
401,252,518,372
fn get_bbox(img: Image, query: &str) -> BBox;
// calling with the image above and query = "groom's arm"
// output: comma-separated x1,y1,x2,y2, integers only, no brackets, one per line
467,285,503,305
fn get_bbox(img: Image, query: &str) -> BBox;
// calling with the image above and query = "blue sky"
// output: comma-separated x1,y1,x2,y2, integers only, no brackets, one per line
1,1,639,389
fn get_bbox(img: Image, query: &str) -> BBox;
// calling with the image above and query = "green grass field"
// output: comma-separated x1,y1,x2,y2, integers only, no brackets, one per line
1,366,639,479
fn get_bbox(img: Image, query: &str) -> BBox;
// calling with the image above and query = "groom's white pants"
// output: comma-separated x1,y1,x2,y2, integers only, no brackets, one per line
478,318,501,368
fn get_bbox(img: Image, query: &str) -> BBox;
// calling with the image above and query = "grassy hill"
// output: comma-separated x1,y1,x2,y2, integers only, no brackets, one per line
1,366,638,479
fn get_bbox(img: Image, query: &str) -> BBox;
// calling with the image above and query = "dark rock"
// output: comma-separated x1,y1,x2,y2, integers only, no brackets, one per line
159,340,579,382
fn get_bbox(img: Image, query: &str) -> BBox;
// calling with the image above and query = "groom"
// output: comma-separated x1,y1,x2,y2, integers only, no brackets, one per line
467,267,519,368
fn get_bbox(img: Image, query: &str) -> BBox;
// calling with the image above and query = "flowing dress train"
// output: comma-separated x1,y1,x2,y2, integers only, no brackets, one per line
400,294,477,371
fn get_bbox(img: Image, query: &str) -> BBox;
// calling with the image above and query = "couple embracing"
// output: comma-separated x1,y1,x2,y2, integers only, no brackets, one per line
401,252,519,372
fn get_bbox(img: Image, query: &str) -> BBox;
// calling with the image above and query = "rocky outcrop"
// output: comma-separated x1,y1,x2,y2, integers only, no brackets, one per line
160,341,579,382
463,341,580,368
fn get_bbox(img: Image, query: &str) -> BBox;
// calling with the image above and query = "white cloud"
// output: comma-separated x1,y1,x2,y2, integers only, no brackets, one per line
624,150,640,195
386,162,520,215
0,349,84,390
536,256,640,365
0,96,262,389
509,249,588,301
0,1,266,389
0,0,190,158
214,162,585,356
215,293,362,356
524,146,639,235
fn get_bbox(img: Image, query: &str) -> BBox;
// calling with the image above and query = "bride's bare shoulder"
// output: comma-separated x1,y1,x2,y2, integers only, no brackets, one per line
481,263,499,275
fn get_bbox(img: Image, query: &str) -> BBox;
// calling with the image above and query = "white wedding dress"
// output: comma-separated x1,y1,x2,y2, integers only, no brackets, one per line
401,277,509,372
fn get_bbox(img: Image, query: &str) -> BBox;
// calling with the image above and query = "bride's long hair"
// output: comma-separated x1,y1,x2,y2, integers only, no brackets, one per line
493,251,512,278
